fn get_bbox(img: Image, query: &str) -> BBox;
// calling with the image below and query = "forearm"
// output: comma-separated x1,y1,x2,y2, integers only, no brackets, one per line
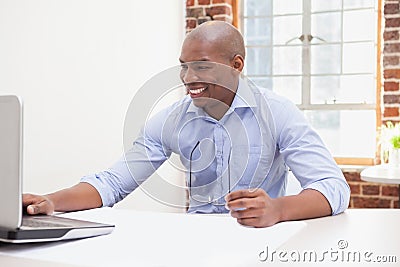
45,182,103,212
276,189,332,222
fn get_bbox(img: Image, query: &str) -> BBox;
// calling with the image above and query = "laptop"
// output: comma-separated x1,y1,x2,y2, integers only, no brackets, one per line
0,95,115,243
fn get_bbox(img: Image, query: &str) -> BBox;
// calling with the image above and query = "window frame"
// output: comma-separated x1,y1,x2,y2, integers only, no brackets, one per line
236,0,382,166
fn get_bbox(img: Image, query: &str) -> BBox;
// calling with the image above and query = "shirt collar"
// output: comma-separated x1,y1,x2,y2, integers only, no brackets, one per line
186,77,257,115
231,77,257,109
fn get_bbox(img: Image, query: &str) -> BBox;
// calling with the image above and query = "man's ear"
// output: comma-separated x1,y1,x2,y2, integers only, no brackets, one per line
232,54,244,72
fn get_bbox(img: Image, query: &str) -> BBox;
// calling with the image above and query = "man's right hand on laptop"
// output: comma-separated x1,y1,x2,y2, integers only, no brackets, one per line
23,194,55,215
22,183,103,215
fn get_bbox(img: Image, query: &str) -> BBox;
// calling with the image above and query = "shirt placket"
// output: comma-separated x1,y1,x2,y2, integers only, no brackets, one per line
214,122,225,209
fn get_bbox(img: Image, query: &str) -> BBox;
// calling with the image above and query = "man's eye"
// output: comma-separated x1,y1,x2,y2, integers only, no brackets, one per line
196,65,211,70
180,64,188,70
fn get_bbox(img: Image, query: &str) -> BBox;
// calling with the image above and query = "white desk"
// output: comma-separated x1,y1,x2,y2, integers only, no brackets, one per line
277,209,400,266
0,208,399,267
360,164,400,207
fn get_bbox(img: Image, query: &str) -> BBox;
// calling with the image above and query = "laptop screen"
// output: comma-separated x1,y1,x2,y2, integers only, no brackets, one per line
0,95,23,229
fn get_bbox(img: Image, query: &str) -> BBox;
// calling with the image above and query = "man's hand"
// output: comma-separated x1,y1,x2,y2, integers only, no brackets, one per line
23,194,55,215
22,183,103,215
225,188,332,228
225,188,282,228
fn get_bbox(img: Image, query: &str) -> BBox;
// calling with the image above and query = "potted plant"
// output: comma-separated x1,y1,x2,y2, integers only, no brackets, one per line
390,134,400,166
381,122,400,166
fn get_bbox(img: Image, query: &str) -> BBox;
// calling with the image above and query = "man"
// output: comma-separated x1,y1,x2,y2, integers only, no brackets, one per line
23,21,350,228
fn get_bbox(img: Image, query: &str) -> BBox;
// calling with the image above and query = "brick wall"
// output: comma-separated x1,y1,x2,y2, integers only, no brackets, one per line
344,171,399,208
383,0,400,123
186,0,233,32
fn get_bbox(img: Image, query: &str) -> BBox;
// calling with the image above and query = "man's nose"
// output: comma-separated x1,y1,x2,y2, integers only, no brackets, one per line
181,66,199,84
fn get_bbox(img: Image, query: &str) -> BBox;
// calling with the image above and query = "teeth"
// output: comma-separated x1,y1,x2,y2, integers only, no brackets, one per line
189,87,206,95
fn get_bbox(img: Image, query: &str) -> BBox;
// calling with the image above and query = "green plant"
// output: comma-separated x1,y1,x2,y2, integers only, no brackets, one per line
379,122,400,164
380,122,400,148
391,135,400,149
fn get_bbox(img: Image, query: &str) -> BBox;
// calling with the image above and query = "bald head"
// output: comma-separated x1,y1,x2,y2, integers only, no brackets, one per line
185,21,246,60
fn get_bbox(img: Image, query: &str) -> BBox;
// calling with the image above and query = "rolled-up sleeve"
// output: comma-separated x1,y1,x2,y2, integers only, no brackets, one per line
274,98,350,215
80,167,137,207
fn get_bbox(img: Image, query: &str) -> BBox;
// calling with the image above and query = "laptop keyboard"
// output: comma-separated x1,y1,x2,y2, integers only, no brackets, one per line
21,218,70,229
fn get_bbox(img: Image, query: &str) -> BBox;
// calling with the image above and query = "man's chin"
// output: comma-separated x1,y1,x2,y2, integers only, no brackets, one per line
191,97,208,108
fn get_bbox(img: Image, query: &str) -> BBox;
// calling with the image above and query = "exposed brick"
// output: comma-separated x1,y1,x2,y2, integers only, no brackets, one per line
394,199,399,208
382,185,400,196
384,69,400,79
186,7,205,18
198,0,211,5
186,18,197,29
384,81,399,91
384,43,400,53
213,0,232,4
362,184,380,195
206,5,231,17
384,107,400,117
198,16,211,25
352,196,391,208
186,0,195,7
384,94,400,104
386,18,400,28
349,182,361,195
384,3,399,14
383,55,400,67
384,30,399,41
212,14,232,23
343,171,361,182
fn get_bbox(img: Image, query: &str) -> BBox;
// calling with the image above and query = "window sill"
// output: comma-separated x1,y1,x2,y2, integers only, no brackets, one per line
339,165,369,172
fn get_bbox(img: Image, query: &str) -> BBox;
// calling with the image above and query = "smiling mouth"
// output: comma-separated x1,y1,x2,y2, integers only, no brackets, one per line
187,85,208,97
189,87,206,95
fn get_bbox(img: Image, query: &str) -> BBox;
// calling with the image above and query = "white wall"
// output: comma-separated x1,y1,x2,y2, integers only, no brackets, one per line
285,171,302,196
0,0,187,212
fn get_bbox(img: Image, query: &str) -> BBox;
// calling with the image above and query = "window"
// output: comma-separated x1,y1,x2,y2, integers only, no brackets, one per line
240,0,378,161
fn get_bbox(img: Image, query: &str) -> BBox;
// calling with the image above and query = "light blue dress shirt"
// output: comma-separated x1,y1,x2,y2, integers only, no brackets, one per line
81,77,350,215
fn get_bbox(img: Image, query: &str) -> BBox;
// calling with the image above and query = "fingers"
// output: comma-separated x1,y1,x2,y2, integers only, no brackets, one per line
26,205,37,215
225,188,265,202
230,206,263,219
23,193,42,206
225,189,267,227
27,202,53,215
236,217,268,228
27,202,52,215
226,196,263,211
225,189,279,228
22,194,54,215
23,193,35,205
225,188,267,211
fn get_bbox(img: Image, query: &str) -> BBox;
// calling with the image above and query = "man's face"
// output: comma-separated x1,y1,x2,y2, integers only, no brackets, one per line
179,39,238,113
